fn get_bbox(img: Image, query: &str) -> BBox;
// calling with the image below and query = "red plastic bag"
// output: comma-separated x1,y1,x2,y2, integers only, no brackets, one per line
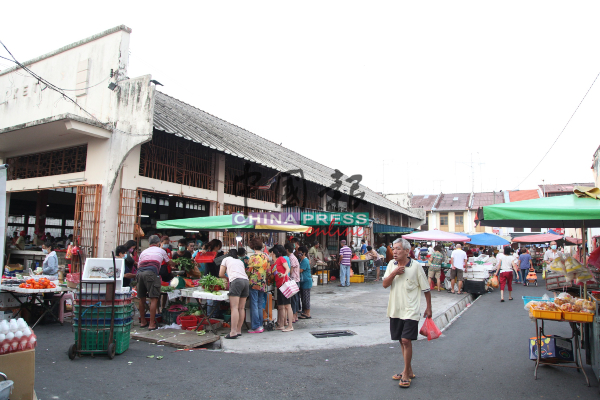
419,317,442,341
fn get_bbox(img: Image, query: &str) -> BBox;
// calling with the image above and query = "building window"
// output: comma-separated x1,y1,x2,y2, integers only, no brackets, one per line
440,213,449,231
531,227,541,232
7,145,87,180
139,131,213,190
514,227,524,232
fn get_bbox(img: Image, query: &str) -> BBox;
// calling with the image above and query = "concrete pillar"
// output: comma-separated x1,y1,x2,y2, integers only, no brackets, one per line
209,153,225,241
386,209,391,225
369,204,375,246
35,190,49,235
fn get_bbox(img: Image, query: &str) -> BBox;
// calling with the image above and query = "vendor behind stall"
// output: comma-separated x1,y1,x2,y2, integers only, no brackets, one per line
172,238,192,261
116,245,136,287
15,230,26,250
37,241,58,278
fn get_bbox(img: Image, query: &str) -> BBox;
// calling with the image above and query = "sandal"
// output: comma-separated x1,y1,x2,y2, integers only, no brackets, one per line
148,327,158,331
392,373,416,380
509,298,513,301
299,314,312,319
282,327,294,332
399,378,411,388
224,334,238,339
500,299,505,302
139,324,149,329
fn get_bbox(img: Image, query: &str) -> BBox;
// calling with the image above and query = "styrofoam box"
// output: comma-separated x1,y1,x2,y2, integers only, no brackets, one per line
81,258,124,292
0,292,20,308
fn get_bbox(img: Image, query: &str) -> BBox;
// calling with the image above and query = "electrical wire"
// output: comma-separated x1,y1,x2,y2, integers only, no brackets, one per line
0,40,106,124
514,69,600,190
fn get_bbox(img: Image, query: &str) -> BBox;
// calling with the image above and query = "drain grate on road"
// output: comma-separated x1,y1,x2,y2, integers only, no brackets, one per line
310,330,356,339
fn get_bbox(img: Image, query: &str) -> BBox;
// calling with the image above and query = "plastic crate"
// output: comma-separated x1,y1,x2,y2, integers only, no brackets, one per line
164,310,184,325
563,312,594,323
74,317,133,326
74,321,131,354
75,292,132,306
350,275,364,283
531,309,562,320
75,304,133,320
522,296,552,307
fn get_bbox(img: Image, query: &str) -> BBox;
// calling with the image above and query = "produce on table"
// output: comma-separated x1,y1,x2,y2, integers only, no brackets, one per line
199,275,227,294
18,278,56,289
172,257,196,272
161,286,175,293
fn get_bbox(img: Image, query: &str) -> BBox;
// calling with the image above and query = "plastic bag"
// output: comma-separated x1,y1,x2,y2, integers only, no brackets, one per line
575,266,595,285
549,257,566,275
419,317,442,341
490,275,499,288
565,257,583,274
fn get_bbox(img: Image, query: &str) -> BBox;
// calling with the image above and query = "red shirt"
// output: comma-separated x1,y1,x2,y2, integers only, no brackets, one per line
162,248,172,272
272,257,288,288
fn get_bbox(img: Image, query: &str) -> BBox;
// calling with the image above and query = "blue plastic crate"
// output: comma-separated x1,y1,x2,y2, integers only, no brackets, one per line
522,296,551,306
74,317,132,326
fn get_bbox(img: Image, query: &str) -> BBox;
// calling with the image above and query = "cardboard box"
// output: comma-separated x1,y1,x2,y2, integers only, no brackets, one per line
0,348,35,400
0,292,20,308
529,335,574,362
0,308,18,321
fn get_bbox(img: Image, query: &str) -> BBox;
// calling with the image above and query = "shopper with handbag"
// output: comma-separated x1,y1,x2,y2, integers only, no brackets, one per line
270,245,294,332
245,237,271,334
285,243,301,323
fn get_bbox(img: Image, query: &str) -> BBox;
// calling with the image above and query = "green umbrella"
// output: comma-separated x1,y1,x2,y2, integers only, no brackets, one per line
477,194,600,228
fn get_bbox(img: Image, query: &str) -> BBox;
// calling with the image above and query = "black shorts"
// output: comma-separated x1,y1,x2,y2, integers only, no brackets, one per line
277,287,291,305
390,318,419,341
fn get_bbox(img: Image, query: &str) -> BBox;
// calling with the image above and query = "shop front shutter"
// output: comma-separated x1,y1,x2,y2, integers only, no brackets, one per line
73,184,102,261
117,189,142,246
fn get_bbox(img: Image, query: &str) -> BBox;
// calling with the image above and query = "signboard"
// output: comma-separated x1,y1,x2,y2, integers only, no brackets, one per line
301,212,369,226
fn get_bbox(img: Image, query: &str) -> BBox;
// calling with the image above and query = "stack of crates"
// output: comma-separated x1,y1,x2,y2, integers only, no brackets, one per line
73,292,133,355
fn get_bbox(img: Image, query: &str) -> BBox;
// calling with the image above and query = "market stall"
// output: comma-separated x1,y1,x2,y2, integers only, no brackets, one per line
156,214,311,331
478,188,600,387
0,276,68,328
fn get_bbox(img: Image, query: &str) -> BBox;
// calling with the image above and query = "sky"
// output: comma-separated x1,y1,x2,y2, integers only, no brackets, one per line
1,1,599,196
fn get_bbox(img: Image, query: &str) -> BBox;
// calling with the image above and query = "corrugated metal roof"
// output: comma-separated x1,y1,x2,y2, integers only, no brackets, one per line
153,91,419,218
471,192,504,209
411,194,438,211
539,183,595,193
434,193,471,211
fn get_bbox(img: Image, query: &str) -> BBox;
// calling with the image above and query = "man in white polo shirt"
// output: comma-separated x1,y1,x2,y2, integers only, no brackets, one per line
450,243,468,295
383,238,432,389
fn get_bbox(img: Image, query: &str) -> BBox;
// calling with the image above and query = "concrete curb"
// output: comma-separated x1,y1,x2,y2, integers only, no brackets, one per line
431,293,476,333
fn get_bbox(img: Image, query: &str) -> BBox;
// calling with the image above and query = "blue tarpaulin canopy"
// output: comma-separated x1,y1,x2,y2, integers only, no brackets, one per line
466,233,510,246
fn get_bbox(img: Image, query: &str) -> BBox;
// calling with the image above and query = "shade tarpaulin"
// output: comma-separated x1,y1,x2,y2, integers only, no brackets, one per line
512,233,563,243
478,194,600,228
402,230,471,242
466,233,510,246
156,215,312,233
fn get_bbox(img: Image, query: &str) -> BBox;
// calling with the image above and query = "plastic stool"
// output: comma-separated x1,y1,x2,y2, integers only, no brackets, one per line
53,292,74,323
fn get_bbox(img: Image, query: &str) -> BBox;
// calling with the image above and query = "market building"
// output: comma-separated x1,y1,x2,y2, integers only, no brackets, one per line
0,25,424,264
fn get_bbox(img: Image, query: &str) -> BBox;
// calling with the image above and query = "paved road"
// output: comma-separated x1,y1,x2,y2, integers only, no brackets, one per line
33,280,599,399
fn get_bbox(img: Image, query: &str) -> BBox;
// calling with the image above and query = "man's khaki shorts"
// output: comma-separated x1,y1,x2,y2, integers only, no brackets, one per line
428,267,441,280
450,268,464,281
137,270,161,298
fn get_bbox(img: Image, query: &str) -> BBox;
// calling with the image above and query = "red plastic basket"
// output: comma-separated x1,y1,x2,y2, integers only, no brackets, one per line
177,315,200,330
195,251,216,263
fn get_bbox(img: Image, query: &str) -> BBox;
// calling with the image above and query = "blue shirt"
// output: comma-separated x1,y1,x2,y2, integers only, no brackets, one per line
42,252,59,276
360,244,367,255
377,246,387,256
284,256,291,277
519,253,532,270
299,257,312,289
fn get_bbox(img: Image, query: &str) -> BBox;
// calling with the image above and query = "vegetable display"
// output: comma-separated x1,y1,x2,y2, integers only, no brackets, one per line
173,257,196,272
199,275,226,294
19,278,56,289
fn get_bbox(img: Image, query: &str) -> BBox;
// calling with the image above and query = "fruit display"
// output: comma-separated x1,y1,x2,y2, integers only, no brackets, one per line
17,277,56,290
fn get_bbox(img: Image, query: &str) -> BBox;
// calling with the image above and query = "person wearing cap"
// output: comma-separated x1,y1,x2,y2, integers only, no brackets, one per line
450,243,467,294
338,240,353,287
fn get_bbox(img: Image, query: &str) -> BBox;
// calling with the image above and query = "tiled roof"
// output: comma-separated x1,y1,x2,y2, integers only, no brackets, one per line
434,193,471,211
539,183,595,193
471,192,504,209
411,194,438,211
508,190,540,202
153,91,419,218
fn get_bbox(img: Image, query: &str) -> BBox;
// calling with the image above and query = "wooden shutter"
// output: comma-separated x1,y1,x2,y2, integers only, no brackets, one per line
73,184,102,259
117,189,142,246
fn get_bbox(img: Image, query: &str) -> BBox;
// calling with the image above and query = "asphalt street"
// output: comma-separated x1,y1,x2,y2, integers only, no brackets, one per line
33,279,599,400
